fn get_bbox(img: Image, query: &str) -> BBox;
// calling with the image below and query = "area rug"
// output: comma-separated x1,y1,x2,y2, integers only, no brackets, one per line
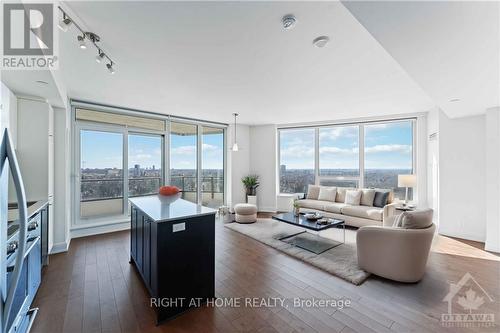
224,218,370,285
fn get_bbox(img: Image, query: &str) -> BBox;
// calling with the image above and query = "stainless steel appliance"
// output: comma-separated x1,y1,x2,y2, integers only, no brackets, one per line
1,127,38,332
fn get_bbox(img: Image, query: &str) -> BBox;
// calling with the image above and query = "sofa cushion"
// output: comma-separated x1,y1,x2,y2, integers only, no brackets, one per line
297,199,330,211
360,189,376,206
306,185,320,200
341,205,383,221
394,209,434,229
373,188,394,204
318,186,337,202
373,191,390,208
323,202,348,214
335,187,355,203
345,190,362,205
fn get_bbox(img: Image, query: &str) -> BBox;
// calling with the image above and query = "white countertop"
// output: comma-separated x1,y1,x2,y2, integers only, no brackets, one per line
129,194,216,222
8,200,48,222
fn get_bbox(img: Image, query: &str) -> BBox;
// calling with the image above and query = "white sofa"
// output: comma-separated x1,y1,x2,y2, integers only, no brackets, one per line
297,185,399,227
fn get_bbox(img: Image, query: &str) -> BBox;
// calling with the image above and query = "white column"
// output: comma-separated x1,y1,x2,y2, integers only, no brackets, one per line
485,107,500,253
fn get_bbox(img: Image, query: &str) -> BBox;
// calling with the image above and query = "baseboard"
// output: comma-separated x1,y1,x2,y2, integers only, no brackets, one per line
438,228,486,243
50,241,70,254
258,206,277,213
485,243,500,253
71,221,130,238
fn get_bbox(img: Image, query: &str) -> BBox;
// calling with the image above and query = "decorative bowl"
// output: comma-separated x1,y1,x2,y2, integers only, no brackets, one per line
304,213,322,220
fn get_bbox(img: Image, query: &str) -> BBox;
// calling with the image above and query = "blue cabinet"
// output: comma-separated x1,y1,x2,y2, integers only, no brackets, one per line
129,202,215,324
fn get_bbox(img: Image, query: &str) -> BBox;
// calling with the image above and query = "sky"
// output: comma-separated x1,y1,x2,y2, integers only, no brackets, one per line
80,130,224,170
280,121,413,170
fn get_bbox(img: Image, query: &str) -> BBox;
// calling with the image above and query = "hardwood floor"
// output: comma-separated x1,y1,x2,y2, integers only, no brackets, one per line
31,216,500,333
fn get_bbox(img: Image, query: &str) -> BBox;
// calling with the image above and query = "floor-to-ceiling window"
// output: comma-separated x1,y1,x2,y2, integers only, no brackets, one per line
319,125,360,187
202,126,225,208
278,119,416,199
80,130,124,218
73,106,226,226
170,122,198,203
279,128,315,193
128,133,163,197
364,121,414,199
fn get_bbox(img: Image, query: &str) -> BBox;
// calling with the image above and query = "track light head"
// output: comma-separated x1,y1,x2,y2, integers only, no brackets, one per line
77,35,86,49
96,51,105,63
106,62,115,74
58,16,72,32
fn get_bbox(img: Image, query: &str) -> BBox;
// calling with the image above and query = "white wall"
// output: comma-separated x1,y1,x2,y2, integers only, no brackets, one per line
427,108,440,223
16,98,51,201
485,107,500,252
1,82,17,148
51,106,71,253
415,115,428,208
249,125,277,212
1,82,19,202
438,113,486,242
227,124,250,210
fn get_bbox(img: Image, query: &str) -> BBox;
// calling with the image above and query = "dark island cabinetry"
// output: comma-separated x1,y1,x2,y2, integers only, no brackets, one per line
129,195,216,323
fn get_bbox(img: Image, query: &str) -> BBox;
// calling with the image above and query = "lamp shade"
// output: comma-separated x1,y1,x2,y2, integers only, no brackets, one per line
398,174,416,187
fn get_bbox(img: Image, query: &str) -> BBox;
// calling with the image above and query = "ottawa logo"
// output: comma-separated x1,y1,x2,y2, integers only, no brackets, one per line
441,272,495,328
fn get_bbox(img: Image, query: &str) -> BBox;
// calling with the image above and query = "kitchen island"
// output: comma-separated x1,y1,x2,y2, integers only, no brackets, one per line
129,194,216,324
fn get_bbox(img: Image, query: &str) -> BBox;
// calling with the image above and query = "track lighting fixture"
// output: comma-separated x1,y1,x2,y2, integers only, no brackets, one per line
58,14,71,32
95,50,105,63
77,34,87,49
58,6,117,74
106,62,115,74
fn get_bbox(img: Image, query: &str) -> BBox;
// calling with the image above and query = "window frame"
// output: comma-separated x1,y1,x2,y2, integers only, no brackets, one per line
278,118,417,198
71,103,227,230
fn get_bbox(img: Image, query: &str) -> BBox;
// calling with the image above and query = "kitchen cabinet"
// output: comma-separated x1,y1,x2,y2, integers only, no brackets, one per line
129,196,216,323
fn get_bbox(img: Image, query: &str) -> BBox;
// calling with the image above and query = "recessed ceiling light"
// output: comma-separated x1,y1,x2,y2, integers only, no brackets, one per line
313,36,330,48
35,80,49,85
282,14,297,30
449,98,461,102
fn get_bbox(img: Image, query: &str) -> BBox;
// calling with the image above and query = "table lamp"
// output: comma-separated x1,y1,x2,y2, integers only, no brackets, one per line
398,174,416,206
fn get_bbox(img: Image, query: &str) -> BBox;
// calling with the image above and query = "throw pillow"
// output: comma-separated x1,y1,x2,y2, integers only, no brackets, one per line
336,187,353,203
400,209,434,229
306,185,320,200
360,189,376,206
373,191,390,208
345,190,362,205
318,186,337,202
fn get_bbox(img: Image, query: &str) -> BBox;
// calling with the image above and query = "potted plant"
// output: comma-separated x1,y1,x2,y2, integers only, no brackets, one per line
293,200,300,216
241,175,260,196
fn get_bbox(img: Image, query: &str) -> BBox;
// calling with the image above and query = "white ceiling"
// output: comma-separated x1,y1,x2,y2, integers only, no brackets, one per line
2,1,497,125
1,70,64,108
55,1,435,125
343,0,500,119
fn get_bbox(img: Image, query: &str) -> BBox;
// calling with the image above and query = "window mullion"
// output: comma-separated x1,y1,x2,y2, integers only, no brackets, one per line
123,128,129,215
315,128,319,185
197,124,202,204
165,117,170,186
359,124,364,189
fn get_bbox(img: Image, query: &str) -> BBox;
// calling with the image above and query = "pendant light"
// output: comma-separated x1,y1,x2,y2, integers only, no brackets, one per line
231,113,239,151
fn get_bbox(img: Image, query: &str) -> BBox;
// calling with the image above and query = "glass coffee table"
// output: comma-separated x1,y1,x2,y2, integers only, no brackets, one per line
272,212,345,254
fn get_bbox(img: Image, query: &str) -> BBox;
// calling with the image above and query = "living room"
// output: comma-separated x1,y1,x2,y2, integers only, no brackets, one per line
0,1,499,333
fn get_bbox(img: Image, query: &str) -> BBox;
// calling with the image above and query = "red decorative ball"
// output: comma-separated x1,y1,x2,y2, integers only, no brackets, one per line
159,186,180,196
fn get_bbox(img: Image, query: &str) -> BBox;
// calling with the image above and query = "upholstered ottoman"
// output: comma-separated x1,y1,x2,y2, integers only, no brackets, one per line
234,203,257,224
